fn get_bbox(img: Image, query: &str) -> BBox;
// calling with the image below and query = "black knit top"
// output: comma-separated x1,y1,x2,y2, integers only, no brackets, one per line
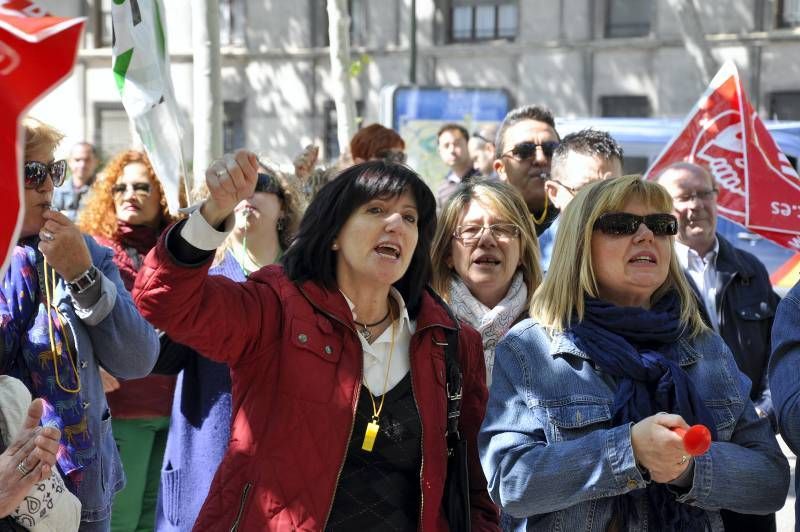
326,372,422,531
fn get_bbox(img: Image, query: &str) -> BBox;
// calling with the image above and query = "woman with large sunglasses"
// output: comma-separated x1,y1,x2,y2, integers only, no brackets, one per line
133,150,499,530
150,159,302,532
77,150,182,532
479,174,789,531
431,179,542,387
1,119,159,531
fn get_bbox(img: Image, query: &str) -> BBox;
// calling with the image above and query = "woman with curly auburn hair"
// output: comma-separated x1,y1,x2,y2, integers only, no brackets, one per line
78,150,178,532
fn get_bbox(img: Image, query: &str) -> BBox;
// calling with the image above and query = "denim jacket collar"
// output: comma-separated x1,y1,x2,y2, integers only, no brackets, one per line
549,330,703,367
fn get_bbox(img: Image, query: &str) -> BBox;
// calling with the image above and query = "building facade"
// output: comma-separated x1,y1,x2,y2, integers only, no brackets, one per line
32,0,800,166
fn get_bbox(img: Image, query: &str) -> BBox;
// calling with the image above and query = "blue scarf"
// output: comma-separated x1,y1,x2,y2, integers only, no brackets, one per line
566,291,716,531
0,240,92,482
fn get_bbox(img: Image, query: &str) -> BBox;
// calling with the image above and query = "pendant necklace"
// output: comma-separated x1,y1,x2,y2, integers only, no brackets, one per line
361,306,396,452
353,307,391,341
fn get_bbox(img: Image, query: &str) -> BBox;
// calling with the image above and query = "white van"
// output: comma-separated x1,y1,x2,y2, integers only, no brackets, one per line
554,117,800,291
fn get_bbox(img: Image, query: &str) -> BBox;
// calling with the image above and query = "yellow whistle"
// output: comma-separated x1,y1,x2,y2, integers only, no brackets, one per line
362,421,380,452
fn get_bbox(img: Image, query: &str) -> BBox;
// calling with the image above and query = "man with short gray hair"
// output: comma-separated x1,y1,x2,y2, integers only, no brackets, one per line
658,161,779,532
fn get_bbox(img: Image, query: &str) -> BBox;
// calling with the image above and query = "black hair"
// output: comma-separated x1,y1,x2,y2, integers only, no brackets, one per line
551,128,624,167
437,123,469,143
281,161,437,319
495,104,558,158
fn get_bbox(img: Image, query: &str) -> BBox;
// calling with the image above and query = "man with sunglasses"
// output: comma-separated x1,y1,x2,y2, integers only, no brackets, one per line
436,123,480,211
492,105,560,236
658,161,780,532
538,129,624,269
52,141,99,221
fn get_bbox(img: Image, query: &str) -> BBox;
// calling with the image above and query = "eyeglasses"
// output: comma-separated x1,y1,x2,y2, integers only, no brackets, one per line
593,213,678,236
24,160,66,188
376,150,407,164
111,182,152,199
502,141,560,161
453,223,521,245
673,188,718,204
548,178,580,196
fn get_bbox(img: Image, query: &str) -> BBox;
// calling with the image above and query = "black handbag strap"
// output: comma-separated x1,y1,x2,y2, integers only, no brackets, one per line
426,288,464,449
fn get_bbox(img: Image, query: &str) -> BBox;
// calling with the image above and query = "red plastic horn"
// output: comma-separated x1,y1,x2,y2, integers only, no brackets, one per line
671,425,712,456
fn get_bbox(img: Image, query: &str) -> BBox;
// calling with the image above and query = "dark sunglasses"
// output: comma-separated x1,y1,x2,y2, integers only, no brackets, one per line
111,182,152,198
255,172,285,198
593,212,678,236
503,141,560,161
24,160,67,188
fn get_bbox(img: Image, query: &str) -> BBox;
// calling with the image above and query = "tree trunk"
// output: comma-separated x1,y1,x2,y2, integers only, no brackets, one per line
665,0,718,84
192,0,223,190
327,0,357,157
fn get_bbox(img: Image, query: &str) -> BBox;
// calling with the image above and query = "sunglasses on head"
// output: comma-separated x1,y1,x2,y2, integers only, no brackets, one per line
24,160,67,189
255,172,285,198
503,141,560,161
376,150,407,164
593,212,678,236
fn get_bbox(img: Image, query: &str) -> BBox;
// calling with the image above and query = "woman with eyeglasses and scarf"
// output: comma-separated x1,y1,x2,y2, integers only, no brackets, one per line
431,179,542,388
77,150,183,532
149,159,302,532
0,119,159,531
479,175,789,531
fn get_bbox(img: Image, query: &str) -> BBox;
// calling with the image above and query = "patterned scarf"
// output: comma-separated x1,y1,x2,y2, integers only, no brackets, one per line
0,240,92,481
566,291,716,531
448,271,528,386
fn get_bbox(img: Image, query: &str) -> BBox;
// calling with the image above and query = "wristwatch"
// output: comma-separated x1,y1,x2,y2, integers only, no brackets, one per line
67,265,99,294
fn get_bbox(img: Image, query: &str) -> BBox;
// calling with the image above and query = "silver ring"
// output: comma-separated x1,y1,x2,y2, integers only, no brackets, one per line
17,460,30,477
678,454,690,465
41,231,55,242
215,169,226,178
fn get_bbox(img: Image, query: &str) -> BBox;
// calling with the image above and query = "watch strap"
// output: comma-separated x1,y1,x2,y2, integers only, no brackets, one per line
67,265,98,294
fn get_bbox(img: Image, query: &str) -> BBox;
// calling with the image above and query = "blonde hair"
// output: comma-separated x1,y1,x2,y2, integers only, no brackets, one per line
191,157,302,266
531,174,706,335
23,117,64,159
431,179,542,310
78,150,175,239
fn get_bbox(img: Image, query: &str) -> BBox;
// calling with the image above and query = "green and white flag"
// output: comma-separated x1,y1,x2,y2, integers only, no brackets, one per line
111,0,188,212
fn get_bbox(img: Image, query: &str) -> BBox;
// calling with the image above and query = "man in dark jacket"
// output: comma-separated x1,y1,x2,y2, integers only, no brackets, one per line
658,161,780,532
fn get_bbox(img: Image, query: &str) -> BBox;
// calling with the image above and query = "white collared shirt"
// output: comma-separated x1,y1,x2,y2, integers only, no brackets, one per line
676,239,720,332
342,288,417,396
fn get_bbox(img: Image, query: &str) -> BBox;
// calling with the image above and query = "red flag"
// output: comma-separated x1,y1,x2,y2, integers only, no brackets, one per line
644,60,800,251
0,1,84,277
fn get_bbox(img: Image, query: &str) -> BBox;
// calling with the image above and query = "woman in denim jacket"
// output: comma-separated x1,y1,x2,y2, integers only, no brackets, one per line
479,175,789,531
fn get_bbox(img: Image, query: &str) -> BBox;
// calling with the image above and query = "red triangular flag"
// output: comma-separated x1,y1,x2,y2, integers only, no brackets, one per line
0,1,84,277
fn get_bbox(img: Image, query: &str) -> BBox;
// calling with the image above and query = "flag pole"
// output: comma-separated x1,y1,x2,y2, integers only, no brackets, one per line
192,0,223,195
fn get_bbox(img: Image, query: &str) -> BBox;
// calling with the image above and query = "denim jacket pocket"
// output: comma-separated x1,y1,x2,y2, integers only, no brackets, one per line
546,398,613,442
704,399,740,442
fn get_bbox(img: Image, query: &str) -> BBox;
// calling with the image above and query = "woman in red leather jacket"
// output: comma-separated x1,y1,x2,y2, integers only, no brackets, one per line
133,150,499,531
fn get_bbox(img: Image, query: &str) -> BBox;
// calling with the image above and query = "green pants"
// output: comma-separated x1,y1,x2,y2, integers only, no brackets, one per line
110,417,170,532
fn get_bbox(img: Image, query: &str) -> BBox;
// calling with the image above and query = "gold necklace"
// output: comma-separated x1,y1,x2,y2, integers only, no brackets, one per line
530,193,549,225
361,305,396,452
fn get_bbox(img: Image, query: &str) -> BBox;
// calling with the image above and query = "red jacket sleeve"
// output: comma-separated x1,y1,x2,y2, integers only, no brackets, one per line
459,324,501,530
133,232,281,368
